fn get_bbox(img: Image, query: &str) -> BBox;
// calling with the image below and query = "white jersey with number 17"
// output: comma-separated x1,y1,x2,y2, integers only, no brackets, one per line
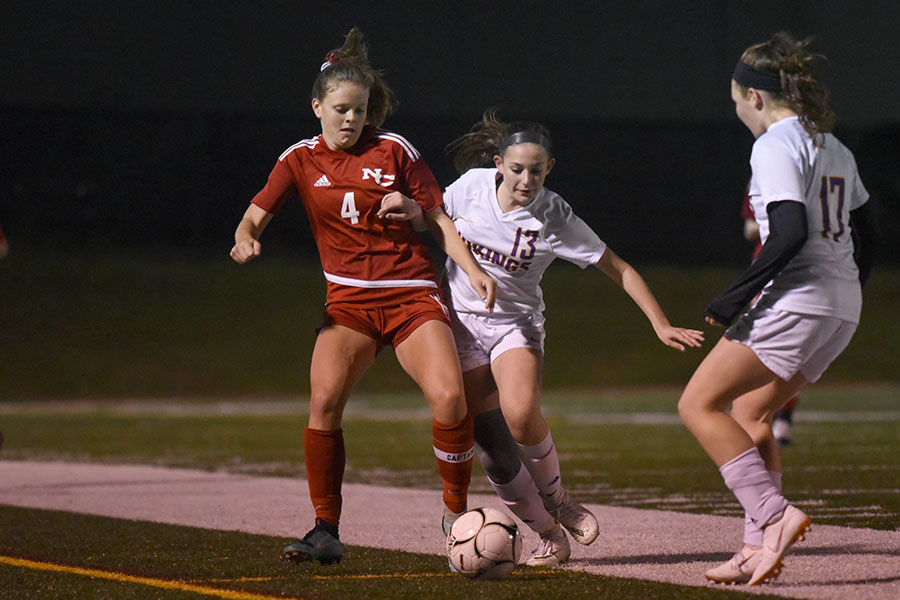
749,116,869,323
442,168,606,317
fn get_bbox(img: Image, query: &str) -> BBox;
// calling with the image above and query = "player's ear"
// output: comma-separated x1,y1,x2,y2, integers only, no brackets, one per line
311,97,323,119
748,88,765,111
545,157,556,176
493,154,503,170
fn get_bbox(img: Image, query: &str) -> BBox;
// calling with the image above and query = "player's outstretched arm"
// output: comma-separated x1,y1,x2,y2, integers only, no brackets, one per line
593,248,704,351
424,207,496,312
231,204,273,264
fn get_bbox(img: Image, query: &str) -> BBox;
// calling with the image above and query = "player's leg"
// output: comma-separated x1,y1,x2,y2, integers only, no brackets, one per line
492,348,599,546
731,380,804,471
463,364,569,565
679,336,810,584
283,324,378,565
678,337,777,464
491,347,546,443
739,376,810,586
746,317,854,585
395,319,474,524
705,380,803,584
772,395,799,446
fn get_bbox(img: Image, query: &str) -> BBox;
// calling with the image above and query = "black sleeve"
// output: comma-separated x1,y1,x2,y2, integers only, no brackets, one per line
706,201,808,325
850,201,878,288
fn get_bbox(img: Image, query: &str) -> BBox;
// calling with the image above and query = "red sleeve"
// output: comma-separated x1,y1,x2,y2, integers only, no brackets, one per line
400,152,442,214
740,187,754,220
250,159,296,214
0,223,5,242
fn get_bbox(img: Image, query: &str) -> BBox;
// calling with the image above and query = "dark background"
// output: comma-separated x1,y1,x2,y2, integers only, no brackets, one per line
2,1,898,265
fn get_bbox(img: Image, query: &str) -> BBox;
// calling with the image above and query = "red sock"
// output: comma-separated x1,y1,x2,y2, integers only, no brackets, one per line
304,427,345,527
432,413,474,514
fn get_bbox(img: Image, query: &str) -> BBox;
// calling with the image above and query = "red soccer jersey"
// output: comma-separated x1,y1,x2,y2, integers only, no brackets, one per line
251,126,443,307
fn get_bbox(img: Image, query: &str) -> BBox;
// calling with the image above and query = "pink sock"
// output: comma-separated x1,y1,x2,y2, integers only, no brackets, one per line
743,470,782,547
720,448,788,529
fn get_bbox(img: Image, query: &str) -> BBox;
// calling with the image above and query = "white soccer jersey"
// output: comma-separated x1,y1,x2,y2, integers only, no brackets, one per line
442,168,606,317
749,116,869,323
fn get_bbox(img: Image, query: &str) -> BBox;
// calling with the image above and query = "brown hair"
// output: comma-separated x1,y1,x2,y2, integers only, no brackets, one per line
311,28,397,127
738,31,834,143
446,109,553,174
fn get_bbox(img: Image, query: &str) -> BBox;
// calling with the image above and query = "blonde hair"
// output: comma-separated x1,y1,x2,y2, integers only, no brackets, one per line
738,31,834,143
311,28,397,127
446,109,553,174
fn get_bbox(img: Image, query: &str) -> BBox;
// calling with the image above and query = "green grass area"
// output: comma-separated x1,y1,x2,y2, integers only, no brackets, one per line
2,386,898,530
1,253,898,398
0,506,786,600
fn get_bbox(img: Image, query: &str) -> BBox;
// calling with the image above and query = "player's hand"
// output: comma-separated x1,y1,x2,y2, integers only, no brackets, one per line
704,315,726,328
230,238,261,264
469,270,497,313
377,192,422,221
655,325,705,352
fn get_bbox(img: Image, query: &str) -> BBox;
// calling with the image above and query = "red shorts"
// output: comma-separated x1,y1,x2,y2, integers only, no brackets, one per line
320,293,451,348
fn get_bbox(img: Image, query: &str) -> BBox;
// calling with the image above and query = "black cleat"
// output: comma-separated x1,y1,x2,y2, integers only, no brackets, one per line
283,526,343,565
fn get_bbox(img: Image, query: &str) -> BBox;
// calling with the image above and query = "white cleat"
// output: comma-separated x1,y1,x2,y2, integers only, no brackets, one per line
749,505,811,586
705,544,761,584
443,507,464,574
547,489,600,545
526,526,571,568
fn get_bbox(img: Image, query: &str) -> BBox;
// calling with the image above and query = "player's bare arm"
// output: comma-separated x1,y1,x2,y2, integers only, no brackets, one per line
425,207,496,312
376,191,427,231
594,248,704,351
231,204,273,264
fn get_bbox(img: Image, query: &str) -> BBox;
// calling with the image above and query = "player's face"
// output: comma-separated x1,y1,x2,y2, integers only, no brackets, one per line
494,143,555,207
731,80,766,138
312,82,370,150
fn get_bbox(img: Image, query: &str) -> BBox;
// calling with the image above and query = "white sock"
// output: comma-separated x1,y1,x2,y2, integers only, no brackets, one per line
489,464,556,535
720,448,788,529
517,431,563,504
742,470,782,547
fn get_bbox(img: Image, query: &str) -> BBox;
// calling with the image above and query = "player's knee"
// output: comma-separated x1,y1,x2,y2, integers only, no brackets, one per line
309,389,346,422
426,385,464,412
501,404,538,438
677,394,700,425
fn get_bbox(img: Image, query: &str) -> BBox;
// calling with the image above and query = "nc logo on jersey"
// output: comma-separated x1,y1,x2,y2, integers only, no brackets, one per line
361,168,396,187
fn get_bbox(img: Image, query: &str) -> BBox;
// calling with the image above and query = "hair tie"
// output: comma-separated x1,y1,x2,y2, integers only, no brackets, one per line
320,52,341,72
732,60,782,92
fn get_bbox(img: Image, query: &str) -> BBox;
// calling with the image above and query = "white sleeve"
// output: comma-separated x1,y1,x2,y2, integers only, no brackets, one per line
750,137,805,207
442,176,464,220
544,199,607,268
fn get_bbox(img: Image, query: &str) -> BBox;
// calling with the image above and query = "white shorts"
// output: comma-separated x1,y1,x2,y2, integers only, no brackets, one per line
725,306,857,382
449,310,545,372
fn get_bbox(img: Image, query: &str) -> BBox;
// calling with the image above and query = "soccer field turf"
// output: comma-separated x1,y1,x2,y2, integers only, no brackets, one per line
1,386,898,599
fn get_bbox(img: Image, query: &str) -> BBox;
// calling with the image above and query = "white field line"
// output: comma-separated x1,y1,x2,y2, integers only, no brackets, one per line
1,399,897,424
1,460,899,600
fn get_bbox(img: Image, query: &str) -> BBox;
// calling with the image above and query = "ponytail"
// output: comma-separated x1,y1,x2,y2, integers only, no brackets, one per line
312,28,397,127
738,31,834,144
447,109,553,174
